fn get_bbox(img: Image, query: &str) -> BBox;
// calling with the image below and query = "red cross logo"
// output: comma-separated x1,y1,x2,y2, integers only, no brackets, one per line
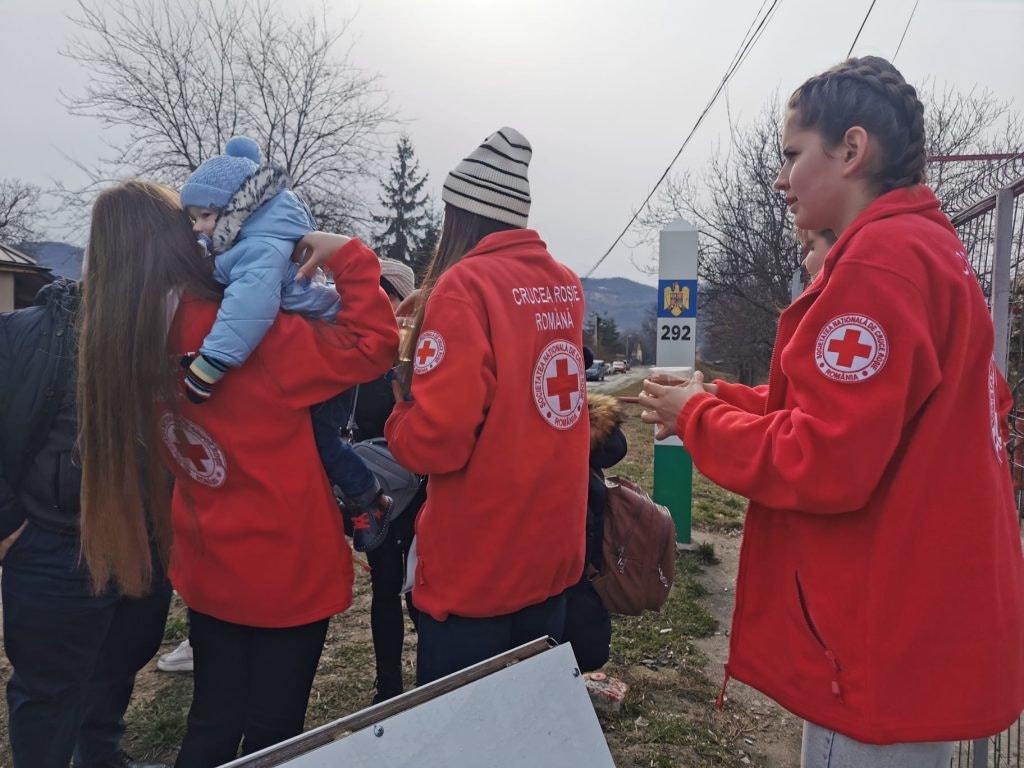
815,315,888,384
827,329,872,368
413,331,446,374
532,341,585,430
160,414,228,487
173,429,210,471
546,358,579,410
417,340,436,366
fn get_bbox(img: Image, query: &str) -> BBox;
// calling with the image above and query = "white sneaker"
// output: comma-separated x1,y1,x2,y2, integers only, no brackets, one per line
157,639,194,673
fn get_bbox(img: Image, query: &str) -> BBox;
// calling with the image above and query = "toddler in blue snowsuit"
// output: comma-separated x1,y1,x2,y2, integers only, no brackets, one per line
180,136,392,551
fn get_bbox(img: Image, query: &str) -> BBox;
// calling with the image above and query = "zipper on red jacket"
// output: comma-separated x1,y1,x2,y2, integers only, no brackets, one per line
795,572,843,701
715,665,732,710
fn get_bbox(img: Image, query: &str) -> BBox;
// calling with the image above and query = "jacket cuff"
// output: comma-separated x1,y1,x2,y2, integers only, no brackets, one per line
190,354,230,385
676,391,715,441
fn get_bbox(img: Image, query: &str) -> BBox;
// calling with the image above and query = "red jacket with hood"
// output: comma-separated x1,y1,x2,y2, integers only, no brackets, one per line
385,229,589,622
164,239,398,628
681,187,1024,743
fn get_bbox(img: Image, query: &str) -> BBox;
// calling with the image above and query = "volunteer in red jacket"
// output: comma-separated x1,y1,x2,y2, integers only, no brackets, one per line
76,181,398,765
384,128,589,684
640,57,1024,766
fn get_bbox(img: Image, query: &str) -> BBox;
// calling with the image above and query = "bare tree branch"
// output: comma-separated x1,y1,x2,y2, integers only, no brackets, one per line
60,0,396,234
0,180,43,244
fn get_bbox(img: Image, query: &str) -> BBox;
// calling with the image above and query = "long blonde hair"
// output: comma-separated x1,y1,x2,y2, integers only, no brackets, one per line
78,181,221,596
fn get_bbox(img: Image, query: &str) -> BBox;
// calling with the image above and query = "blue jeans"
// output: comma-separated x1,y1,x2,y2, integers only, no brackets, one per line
801,721,954,768
1,522,171,768
416,592,567,685
310,390,378,504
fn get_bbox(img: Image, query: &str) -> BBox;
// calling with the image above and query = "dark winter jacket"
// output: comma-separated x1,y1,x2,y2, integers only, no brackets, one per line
0,279,80,538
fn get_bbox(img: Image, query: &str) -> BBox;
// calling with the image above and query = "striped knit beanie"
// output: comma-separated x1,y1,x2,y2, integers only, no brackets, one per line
442,127,531,228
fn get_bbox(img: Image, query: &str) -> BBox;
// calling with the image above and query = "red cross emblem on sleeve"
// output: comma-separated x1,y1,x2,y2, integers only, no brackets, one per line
532,341,585,429
814,314,888,383
413,331,446,374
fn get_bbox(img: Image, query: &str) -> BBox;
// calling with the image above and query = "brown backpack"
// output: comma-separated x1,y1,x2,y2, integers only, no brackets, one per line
590,476,676,616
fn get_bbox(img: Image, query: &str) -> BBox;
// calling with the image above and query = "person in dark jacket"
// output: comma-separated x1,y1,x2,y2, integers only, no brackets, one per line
0,279,171,768
561,347,628,672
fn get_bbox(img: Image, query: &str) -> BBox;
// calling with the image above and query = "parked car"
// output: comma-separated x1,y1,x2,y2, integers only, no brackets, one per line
586,361,606,382
611,361,627,374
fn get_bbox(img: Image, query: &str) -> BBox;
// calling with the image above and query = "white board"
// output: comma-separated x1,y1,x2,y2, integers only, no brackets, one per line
222,641,616,768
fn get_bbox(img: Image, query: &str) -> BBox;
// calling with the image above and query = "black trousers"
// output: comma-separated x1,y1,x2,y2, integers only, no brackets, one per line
366,507,418,698
173,610,329,768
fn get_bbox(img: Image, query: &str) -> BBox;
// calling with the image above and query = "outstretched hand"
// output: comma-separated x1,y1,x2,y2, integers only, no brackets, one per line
638,370,708,440
291,232,353,281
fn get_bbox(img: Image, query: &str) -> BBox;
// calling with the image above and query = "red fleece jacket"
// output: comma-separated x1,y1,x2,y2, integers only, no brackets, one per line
164,239,398,628
681,186,1024,743
386,229,589,621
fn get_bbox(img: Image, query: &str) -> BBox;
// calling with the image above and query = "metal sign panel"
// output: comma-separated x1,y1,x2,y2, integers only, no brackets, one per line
222,641,616,768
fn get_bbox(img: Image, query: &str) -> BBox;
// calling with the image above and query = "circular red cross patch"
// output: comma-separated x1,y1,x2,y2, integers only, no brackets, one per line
532,340,585,430
160,413,227,488
814,314,888,383
413,331,446,375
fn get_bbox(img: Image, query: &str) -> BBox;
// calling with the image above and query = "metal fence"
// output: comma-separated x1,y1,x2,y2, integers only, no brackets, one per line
950,174,1024,768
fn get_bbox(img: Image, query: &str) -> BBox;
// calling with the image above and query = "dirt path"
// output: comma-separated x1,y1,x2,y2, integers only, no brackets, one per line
692,530,803,768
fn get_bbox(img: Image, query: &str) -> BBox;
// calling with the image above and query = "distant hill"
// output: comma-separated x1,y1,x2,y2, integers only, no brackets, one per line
17,243,659,332
22,241,84,280
581,276,655,331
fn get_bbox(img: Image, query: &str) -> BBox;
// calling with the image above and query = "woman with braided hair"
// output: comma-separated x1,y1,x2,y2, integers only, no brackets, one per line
640,56,1024,766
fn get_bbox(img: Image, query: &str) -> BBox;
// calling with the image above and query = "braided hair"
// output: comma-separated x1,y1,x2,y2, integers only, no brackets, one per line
788,56,926,194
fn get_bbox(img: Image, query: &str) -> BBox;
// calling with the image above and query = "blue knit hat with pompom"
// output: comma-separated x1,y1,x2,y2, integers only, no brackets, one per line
180,136,262,209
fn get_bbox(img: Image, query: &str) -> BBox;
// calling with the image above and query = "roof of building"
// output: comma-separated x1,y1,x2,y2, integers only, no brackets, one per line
0,242,50,273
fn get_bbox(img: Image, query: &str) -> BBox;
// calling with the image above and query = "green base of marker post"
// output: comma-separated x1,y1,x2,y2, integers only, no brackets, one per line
653,444,693,544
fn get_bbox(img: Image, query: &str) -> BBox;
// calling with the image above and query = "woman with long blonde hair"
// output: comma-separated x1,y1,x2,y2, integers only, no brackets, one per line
78,181,397,765
0,186,174,766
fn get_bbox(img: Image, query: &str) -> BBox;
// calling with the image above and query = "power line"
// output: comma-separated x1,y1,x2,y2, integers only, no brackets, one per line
893,0,920,60
582,0,783,278
847,0,880,57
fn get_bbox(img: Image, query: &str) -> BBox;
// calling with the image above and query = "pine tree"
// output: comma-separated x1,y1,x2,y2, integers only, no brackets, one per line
583,312,621,358
373,135,430,265
411,199,441,278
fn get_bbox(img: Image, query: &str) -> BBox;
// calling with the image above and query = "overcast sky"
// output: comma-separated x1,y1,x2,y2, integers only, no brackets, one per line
1,0,1022,282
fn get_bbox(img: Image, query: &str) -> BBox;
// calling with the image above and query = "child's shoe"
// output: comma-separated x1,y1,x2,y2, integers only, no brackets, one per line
347,490,394,552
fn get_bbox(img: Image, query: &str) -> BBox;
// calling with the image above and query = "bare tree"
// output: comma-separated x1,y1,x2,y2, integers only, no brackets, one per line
61,0,394,233
924,83,1024,213
0,179,42,244
639,101,794,383
637,85,1024,383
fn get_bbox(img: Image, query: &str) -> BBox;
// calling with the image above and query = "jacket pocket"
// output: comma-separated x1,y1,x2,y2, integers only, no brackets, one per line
794,571,844,699
55,451,82,516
